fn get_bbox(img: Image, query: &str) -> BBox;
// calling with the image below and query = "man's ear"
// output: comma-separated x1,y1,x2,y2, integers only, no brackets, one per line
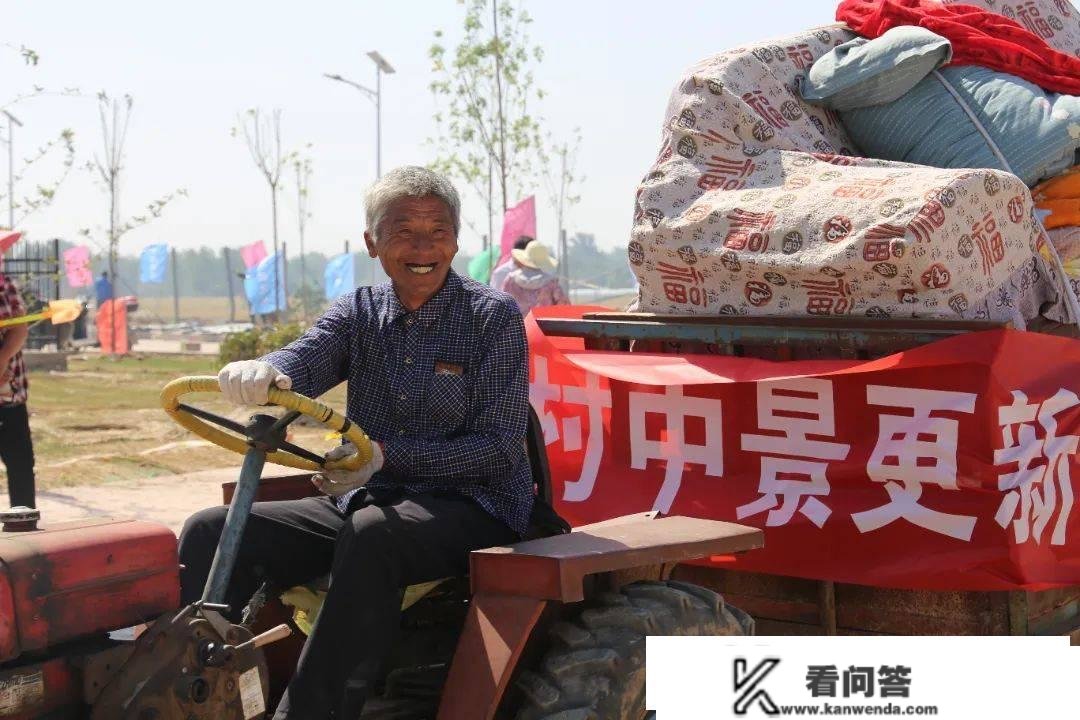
363,230,377,259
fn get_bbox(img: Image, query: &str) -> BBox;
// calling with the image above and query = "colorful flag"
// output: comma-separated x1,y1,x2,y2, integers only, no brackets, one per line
467,246,499,284
139,244,169,284
0,231,21,254
324,253,355,300
244,252,286,315
499,196,536,260
240,240,267,270
63,245,93,288
95,299,129,355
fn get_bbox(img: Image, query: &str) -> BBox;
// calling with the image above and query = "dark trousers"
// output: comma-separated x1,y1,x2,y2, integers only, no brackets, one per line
177,490,517,719
0,403,35,508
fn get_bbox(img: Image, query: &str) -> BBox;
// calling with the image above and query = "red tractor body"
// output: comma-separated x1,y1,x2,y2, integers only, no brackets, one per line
0,518,178,718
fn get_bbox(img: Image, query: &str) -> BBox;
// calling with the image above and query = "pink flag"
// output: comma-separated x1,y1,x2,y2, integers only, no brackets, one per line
0,231,21,254
499,196,537,260
240,240,267,270
63,245,93,288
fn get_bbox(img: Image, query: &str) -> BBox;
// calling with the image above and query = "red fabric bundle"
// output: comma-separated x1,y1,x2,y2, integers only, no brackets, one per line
836,0,1080,95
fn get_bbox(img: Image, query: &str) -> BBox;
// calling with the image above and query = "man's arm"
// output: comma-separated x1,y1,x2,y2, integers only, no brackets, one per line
382,300,528,482
260,295,356,399
0,324,28,374
0,277,28,377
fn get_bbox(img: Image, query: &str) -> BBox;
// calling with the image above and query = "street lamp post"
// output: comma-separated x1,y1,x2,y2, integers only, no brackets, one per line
325,52,395,285
1,110,23,231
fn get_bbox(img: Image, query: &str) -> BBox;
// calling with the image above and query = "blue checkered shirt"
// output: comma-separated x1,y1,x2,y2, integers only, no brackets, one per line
262,271,534,535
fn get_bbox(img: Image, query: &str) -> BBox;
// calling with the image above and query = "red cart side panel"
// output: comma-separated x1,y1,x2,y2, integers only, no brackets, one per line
0,566,17,664
0,655,81,719
0,518,178,663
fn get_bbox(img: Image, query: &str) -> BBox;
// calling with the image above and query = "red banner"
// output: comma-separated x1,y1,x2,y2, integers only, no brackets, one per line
528,307,1080,590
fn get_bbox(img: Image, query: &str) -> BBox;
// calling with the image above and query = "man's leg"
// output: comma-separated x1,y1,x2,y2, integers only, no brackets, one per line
275,493,518,719
177,495,346,618
0,403,35,508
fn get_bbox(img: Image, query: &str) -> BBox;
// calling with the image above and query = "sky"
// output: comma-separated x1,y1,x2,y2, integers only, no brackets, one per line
4,0,840,265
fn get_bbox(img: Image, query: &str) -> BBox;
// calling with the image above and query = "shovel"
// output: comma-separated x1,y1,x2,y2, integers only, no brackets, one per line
0,299,83,329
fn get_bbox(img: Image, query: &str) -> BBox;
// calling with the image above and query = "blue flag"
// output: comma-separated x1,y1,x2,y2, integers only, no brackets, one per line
139,244,169,284
324,253,354,300
245,253,287,315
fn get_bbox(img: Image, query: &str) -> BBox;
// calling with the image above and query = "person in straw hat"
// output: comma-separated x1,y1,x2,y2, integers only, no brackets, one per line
503,239,569,316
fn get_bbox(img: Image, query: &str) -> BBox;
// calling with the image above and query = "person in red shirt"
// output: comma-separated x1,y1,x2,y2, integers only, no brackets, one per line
0,273,34,508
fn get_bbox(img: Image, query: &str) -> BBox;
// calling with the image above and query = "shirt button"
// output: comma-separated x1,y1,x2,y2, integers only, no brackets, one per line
405,317,414,325
398,393,406,401
397,429,406,435
404,357,413,365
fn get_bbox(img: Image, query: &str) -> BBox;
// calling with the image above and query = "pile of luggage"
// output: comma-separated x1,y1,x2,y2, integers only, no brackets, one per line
629,0,1080,331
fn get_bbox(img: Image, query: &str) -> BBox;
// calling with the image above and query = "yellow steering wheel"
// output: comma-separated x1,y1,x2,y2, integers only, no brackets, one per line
160,376,373,471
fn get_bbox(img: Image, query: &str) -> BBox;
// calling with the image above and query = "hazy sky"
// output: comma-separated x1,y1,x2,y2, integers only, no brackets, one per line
5,0,840,265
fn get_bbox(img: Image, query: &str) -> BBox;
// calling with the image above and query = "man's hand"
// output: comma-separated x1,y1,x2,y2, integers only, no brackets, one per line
312,441,385,497
218,360,292,406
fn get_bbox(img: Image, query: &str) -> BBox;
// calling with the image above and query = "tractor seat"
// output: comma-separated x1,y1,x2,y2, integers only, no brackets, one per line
279,406,569,632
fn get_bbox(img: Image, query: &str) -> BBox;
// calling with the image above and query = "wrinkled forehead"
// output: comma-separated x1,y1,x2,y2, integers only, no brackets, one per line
381,195,454,226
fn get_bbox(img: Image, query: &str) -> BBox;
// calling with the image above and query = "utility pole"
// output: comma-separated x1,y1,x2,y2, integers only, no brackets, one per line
324,51,395,285
281,240,288,322
1,111,21,231
170,247,180,322
223,247,235,322
558,147,568,292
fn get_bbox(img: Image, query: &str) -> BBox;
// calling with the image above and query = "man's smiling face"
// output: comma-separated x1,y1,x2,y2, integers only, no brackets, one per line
365,194,458,310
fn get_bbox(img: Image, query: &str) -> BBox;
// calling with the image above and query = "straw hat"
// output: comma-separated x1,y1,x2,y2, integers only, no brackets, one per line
511,240,558,273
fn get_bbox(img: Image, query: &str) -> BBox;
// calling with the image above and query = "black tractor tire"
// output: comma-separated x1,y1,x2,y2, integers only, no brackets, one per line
511,580,753,720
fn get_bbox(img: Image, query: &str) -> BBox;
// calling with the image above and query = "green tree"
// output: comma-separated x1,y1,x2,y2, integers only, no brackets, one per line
233,108,296,317
82,92,186,352
293,152,314,319
0,45,80,230
429,0,546,248
541,129,583,290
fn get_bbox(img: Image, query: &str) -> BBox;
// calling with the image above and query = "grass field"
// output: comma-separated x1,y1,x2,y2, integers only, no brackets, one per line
134,295,248,324
14,354,347,489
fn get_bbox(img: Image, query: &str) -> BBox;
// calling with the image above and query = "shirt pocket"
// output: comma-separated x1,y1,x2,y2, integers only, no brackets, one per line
425,373,468,433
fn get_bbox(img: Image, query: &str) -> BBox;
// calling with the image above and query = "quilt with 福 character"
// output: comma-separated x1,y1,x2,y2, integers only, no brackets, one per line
628,17,1080,327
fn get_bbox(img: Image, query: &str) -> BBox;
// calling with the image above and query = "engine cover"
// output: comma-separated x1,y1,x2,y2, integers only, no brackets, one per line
0,517,179,662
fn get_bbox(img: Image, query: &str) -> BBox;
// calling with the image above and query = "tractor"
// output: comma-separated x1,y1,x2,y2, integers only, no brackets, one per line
0,376,762,719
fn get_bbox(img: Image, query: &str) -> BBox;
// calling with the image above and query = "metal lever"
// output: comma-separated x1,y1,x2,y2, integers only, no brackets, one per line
235,623,292,652
199,624,293,668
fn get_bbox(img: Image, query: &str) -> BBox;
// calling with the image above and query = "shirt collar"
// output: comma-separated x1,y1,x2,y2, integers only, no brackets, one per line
378,270,462,329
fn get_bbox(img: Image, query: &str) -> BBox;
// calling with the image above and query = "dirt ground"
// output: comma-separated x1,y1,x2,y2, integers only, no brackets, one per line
17,354,346,489
2,354,347,531
36,464,302,534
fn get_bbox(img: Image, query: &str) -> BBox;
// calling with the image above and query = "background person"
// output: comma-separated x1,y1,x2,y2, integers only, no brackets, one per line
0,273,35,508
502,239,569,315
490,234,533,291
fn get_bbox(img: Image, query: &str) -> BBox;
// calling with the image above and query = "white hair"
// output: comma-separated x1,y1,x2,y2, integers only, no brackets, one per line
364,166,461,240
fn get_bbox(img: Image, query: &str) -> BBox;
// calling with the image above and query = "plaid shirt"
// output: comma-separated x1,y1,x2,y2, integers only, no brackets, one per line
263,271,534,535
0,275,27,405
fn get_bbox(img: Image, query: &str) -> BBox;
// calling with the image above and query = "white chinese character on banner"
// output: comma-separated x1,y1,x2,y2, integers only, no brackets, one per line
529,355,561,444
628,385,724,513
737,378,850,528
852,386,978,541
560,372,613,503
995,389,1079,546
529,358,614,504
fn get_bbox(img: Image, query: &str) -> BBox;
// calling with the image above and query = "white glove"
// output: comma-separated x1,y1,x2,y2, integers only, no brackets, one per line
217,360,292,406
311,441,385,497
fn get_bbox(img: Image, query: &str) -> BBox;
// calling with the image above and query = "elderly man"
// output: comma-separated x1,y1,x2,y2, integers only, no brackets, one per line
178,167,531,718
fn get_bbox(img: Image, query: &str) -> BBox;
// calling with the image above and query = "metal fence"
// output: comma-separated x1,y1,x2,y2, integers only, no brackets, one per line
3,238,66,349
